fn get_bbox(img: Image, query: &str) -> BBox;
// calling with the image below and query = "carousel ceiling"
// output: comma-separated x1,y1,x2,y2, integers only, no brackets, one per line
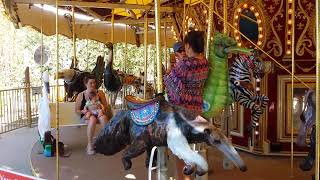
2,0,207,46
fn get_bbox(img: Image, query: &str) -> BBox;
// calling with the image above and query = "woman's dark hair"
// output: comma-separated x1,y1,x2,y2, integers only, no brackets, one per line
183,30,205,53
83,74,96,85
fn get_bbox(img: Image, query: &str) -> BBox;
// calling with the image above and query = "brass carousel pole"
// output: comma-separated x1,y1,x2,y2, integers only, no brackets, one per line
111,9,114,43
290,0,295,177
315,0,320,179
143,13,148,99
205,0,213,59
183,0,186,37
72,6,76,68
55,1,60,180
155,0,167,179
221,0,227,137
155,1,163,93
110,9,115,107
223,0,227,34
122,25,127,109
41,4,44,72
164,21,168,71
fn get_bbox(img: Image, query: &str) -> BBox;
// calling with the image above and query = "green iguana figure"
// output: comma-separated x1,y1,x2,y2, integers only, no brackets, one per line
202,33,252,119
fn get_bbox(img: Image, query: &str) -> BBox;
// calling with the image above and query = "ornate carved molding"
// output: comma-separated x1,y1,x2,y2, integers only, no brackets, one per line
266,0,283,57
295,0,315,57
295,63,316,73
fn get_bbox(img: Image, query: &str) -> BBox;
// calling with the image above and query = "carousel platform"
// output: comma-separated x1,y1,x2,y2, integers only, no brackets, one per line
30,126,162,180
30,126,314,180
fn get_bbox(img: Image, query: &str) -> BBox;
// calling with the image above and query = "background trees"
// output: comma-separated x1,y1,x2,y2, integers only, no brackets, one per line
0,13,171,89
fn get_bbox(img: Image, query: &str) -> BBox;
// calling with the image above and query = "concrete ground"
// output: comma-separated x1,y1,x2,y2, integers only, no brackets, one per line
0,126,38,176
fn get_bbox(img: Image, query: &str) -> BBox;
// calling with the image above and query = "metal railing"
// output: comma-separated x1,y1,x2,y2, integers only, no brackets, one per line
0,85,64,134
0,81,153,134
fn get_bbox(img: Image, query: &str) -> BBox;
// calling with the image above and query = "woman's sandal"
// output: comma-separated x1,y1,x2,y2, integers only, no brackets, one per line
86,145,95,155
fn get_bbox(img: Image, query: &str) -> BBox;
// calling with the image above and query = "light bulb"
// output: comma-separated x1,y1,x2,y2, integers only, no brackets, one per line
256,87,260,91
256,78,261,82
243,4,248,8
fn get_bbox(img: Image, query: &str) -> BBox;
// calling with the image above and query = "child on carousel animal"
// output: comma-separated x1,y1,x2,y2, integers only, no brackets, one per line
84,91,105,119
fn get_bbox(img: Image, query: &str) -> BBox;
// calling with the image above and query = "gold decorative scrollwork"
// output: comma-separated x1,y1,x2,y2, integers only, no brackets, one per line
214,0,223,27
308,15,316,48
295,0,315,57
295,64,316,73
267,0,283,57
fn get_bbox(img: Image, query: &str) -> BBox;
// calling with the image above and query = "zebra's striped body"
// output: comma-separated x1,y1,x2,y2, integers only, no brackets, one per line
229,54,269,128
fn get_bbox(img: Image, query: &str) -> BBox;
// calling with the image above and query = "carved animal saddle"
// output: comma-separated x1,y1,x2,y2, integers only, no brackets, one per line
125,95,163,126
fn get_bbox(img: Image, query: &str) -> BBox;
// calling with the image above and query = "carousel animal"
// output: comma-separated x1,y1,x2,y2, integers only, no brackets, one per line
296,89,316,176
228,51,269,128
56,56,105,101
95,34,251,176
104,43,154,105
132,72,155,99
202,33,269,129
94,95,247,176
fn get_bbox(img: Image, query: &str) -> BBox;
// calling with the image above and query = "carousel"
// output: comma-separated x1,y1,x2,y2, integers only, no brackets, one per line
1,0,320,180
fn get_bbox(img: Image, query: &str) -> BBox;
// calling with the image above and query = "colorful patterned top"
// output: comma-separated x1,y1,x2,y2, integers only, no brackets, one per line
164,57,209,113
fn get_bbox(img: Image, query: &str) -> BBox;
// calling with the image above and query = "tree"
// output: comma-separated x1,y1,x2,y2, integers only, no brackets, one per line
0,13,171,89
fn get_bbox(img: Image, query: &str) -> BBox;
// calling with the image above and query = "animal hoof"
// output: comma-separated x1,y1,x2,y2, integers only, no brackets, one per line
195,169,207,176
183,164,195,175
122,159,132,170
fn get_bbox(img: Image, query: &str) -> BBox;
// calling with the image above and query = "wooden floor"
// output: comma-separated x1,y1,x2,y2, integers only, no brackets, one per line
30,126,314,180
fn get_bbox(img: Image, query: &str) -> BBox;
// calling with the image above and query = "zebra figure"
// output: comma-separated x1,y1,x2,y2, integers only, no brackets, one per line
229,51,269,129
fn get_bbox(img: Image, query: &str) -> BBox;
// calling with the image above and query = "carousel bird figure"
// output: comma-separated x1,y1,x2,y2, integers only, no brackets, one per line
104,42,153,105
56,56,105,101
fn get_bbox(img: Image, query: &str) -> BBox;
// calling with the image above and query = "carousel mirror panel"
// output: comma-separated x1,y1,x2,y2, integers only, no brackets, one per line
233,3,265,48
277,75,315,142
230,102,244,137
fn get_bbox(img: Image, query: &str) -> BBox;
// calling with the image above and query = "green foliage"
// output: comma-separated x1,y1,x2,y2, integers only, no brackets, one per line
0,13,172,89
